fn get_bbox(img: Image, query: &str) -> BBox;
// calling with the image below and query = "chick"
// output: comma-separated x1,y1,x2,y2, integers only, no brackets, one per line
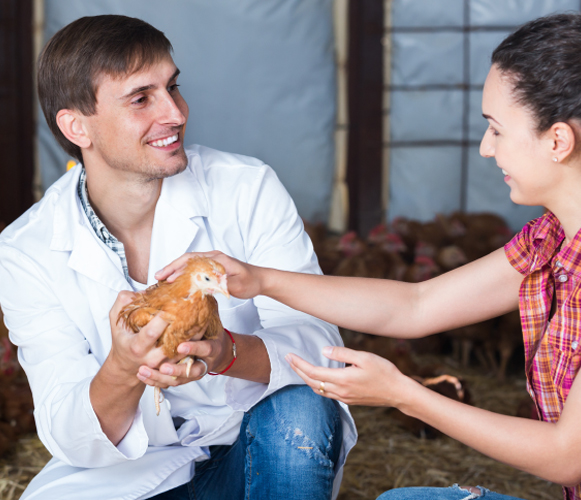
117,256,229,415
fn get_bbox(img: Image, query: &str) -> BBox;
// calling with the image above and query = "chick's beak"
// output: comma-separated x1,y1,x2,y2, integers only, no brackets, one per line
216,274,230,299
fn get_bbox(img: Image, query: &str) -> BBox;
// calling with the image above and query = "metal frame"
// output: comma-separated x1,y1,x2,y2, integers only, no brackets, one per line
382,2,561,213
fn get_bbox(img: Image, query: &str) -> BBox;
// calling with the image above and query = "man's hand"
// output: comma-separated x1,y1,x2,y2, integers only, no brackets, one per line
107,290,169,382
154,250,265,300
136,327,232,387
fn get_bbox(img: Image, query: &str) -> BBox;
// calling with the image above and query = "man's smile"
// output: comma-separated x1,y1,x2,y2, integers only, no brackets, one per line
148,133,179,149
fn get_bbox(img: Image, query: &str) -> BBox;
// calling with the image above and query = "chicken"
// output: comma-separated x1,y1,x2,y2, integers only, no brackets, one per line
392,374,470,439
0,326,35,458
117,256,229,415
0,309,9,340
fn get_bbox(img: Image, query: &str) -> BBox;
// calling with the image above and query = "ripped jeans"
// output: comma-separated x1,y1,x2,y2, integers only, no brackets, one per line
151,384,343,500
376,484,524,500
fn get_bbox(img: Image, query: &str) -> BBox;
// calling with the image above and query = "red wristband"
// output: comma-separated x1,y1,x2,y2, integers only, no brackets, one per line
208,329,237,376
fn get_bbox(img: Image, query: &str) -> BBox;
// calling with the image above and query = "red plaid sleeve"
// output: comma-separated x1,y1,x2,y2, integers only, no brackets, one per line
505,219,536,275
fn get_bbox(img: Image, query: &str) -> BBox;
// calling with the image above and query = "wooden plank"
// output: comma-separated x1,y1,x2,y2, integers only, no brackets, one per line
0,0,34,228
346,0,384,236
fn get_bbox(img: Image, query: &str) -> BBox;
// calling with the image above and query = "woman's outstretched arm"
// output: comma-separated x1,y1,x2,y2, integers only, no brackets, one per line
156,247,522,339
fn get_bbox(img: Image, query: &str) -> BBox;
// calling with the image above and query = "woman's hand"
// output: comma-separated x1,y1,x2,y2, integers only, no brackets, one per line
154,250,266,300
286,346,411,407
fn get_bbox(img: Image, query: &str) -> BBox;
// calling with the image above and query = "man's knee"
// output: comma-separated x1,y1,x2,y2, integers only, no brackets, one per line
244,384,342,467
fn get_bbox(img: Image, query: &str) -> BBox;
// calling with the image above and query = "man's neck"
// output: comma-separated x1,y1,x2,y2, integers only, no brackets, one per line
84,166,161,240
83,164,162,284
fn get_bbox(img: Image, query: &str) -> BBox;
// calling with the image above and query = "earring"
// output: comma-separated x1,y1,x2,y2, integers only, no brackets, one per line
553,157,558,162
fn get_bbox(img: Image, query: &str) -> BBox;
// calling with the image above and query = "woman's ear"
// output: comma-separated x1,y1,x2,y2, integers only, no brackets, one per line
56,109,91,149
549,122,576,163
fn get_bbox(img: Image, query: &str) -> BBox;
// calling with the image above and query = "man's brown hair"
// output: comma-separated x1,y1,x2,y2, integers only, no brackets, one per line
38,15,173,162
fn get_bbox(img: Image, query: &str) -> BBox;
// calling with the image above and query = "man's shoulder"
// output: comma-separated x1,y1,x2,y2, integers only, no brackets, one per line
186,144,267,172
0,168,79,253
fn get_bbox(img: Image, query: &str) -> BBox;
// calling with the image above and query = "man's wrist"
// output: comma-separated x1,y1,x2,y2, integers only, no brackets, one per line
101,352,143,389
209,329,237,375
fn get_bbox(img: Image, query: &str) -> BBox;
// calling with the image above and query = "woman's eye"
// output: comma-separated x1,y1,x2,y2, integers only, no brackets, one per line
489,126,499,136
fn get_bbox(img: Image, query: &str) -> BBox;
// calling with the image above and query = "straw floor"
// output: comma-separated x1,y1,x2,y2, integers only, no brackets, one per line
337,353,562,500
2,355,562,500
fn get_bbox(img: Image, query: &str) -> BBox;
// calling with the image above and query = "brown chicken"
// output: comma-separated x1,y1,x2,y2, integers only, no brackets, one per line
117,256,229,415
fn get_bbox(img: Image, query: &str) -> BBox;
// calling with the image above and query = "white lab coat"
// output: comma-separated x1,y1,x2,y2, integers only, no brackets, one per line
0,145,356,500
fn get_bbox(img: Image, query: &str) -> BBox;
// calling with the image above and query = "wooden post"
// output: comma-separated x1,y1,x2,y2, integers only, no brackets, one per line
346,0,384,236
0,0,34,228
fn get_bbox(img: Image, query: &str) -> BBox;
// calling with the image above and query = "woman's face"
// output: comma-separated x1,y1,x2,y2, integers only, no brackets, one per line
480,64,557,207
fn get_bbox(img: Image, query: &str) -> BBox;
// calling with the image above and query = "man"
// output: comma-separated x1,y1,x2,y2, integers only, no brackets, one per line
0,15,355,499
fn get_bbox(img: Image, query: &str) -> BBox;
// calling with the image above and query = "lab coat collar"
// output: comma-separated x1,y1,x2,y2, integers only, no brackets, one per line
48,151,209,289
147,153,209,285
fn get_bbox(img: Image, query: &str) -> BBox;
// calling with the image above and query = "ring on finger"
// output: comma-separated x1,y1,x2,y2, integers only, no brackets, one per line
319,381,325,394
197,359,208,378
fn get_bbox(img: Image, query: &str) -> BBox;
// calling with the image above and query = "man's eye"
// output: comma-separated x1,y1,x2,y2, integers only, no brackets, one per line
132,96,147,105
168,84,180,93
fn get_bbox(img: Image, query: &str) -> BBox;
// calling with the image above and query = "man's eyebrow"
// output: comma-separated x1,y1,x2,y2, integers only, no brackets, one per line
482,113,502,126
168,67,180,84
120,68,181,100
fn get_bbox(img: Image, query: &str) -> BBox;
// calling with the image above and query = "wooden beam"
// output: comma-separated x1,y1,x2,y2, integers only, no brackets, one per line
0,0,34,228
346,0,384,236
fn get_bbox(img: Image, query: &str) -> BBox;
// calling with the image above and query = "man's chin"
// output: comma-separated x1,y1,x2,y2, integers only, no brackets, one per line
148,149,188,180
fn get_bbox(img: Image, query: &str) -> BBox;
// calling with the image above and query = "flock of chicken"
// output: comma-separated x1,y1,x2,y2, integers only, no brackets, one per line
304,211,523,379
304,212,529,435
0,310,35,458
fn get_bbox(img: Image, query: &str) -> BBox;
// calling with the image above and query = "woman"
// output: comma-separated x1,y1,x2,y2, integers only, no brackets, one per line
156,13,581,500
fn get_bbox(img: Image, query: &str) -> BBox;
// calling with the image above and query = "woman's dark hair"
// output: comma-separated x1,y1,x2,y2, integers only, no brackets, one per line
492,12,581,133
38,15,173,161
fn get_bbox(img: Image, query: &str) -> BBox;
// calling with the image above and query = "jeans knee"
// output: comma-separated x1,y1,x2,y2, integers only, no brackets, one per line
245,384,342,468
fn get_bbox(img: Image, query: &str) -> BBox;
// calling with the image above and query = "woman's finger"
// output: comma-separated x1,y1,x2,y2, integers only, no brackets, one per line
291,361,343,401
155,251,223,282
285,353,346,386
322,345,366,366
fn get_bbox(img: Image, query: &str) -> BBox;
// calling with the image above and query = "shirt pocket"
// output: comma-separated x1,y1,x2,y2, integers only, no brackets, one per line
547,323,581,401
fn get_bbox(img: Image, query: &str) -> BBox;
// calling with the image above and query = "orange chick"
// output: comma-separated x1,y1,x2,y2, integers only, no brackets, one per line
117,256,229,415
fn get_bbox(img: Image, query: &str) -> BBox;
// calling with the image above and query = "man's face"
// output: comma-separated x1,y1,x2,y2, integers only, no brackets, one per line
83,56,189,181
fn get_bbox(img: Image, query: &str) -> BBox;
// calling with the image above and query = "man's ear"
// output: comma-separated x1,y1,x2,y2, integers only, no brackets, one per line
56,109,92,149
549,122,576,163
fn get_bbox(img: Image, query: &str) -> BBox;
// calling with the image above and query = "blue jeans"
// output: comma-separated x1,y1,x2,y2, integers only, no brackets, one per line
151,384,343,500
376,485,524,500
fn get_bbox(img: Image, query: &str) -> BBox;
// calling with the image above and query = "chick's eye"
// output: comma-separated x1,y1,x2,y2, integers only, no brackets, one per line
204,276,210,282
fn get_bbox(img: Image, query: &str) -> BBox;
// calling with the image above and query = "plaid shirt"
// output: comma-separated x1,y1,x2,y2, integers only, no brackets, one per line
505,212,581,500
78,168,130,281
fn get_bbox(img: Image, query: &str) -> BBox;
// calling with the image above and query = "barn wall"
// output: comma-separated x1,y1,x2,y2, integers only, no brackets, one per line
37,0,336,224
385,0,581,230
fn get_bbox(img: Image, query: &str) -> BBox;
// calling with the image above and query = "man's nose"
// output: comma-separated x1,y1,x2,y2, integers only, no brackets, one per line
158,92,187,126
